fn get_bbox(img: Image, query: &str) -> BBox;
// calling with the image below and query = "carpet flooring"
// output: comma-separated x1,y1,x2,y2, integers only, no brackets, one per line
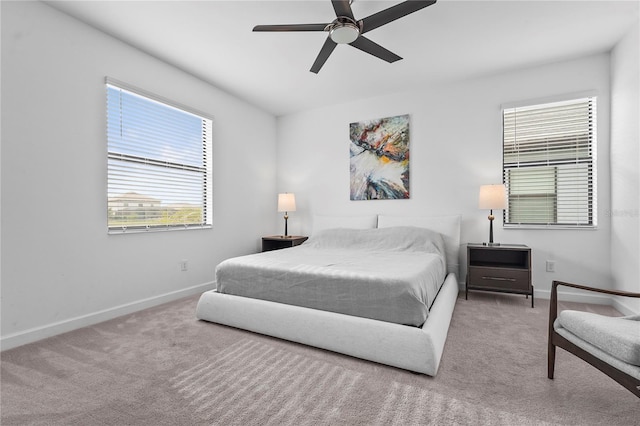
1,291,638,425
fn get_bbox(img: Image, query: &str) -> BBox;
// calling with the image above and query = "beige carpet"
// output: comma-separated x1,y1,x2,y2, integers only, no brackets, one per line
1,292,638,425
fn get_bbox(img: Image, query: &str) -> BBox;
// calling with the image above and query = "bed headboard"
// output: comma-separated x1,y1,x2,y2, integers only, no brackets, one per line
311,214,378,234
377,215,462,278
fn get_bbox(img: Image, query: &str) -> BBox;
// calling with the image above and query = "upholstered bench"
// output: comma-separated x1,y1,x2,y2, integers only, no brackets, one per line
548,280,640,398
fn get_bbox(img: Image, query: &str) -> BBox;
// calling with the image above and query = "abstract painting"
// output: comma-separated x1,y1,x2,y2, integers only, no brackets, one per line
350,114,410,200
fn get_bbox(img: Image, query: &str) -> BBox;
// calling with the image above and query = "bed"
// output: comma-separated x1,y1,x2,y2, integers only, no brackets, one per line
196,215,461,375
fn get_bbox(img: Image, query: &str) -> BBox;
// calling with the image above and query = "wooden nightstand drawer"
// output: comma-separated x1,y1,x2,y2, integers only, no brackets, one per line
466,243,533,307
468,267,530,291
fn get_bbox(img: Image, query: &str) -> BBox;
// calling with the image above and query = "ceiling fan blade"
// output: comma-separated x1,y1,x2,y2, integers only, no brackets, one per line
253,24,328,32
360,0,436,34
332,0,355,20
310,36,338,73
349,36,402,63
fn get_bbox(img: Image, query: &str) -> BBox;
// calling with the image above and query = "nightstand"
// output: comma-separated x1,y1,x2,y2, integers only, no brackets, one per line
466,243,533,307
261,235,308,252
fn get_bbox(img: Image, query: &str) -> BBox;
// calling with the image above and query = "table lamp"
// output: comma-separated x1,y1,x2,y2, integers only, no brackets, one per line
277,193,296,238
479,184,507,246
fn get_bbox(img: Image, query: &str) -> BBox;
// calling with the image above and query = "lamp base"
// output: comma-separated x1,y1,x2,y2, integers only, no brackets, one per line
486,210,499,246
283,213,289,238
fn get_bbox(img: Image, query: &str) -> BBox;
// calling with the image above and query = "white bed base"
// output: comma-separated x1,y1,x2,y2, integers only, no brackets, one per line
197,215,461,375
196,272,458,375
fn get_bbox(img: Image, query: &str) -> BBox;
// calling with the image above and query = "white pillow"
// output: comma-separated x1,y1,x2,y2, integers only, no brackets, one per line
311,215,378,235
377,215,461,276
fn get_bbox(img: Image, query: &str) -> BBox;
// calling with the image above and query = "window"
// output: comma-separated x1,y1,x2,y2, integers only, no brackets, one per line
106,79,212,233
502,96,596,228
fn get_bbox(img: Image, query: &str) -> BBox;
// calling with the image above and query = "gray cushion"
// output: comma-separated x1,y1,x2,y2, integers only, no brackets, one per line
557,311,640,366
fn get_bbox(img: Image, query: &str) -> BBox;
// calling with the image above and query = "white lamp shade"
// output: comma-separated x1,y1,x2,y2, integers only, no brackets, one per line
479,184,507,210
277,193,296,212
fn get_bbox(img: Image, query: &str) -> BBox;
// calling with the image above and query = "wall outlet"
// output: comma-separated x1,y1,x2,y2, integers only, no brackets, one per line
546,260,556,272
180,260,188,272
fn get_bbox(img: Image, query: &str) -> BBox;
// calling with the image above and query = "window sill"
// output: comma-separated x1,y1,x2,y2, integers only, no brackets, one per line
108,225,212,235
504,224,597,230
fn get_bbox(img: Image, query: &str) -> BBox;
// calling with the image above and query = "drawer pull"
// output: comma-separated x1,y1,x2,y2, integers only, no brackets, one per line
481,276,516,282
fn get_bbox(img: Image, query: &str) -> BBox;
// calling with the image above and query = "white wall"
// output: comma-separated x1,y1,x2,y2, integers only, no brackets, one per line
277,53,614,303
610,22,640,313
1,1,277,348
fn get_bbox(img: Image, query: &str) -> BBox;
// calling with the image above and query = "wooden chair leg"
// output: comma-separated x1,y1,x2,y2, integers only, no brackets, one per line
548,281,558,379
548,341,556,379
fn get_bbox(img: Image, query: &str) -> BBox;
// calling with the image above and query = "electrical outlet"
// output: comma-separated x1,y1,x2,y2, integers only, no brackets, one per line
180,260,188,272
546,260,556,272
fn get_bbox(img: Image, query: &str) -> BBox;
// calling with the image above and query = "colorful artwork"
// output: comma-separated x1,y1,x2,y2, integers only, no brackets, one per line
350,114,410,200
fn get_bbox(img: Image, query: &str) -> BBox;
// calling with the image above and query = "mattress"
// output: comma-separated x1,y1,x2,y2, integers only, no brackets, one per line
216,226,447,326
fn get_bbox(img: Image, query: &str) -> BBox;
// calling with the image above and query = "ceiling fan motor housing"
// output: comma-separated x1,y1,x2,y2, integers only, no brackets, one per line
329,18,360,44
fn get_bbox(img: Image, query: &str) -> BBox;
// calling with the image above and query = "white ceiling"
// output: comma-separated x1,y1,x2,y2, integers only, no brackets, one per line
46,0,639,116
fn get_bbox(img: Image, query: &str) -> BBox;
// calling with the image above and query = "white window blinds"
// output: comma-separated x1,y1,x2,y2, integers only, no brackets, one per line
107,79,212,233
503,96,597,228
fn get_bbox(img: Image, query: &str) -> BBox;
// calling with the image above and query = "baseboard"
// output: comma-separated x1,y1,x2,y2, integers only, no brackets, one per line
0,281,215,351
533,287,635,311
460,283,621,308
612,297,640,316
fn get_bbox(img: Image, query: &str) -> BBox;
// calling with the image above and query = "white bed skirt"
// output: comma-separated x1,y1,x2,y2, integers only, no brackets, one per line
196,273,459,375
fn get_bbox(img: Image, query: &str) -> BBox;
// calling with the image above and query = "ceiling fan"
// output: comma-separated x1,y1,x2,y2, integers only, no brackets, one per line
253,0,437,73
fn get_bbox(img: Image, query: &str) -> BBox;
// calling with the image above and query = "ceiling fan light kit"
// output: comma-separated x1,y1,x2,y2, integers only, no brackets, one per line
329,21,360,44
253,0,437,73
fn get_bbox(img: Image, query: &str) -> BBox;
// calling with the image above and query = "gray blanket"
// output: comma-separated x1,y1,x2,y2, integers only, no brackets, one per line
216,227,447,326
